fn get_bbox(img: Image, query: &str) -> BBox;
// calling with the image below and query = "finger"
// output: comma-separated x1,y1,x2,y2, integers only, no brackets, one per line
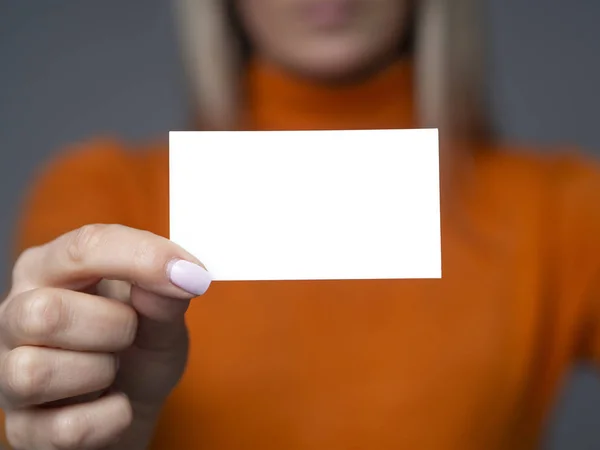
13,224,211,298
96,279,132,303
6,391,132,450
0,346,116,408
115,286,189,403
130,285,190,325
0,288,137,352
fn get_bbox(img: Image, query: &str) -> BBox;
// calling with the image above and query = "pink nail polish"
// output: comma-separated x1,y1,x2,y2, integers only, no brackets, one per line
168,260,212,296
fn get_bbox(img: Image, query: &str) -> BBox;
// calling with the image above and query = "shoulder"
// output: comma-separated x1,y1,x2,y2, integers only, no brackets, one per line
479,142,600,253
480,141,600,201
35,136,168,180
16,136,169,252
27,135,170,210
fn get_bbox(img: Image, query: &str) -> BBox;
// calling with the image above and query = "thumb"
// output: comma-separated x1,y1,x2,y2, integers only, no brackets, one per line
114,285,193,406
129,285,191,352
130,257,212,339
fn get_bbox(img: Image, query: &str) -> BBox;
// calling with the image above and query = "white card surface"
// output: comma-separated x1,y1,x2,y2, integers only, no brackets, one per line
169,129,441,281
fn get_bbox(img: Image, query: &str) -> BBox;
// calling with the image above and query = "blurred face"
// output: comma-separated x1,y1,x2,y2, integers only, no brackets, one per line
235,0,411,81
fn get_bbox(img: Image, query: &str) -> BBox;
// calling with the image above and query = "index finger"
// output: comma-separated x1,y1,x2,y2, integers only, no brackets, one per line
12,224,211,298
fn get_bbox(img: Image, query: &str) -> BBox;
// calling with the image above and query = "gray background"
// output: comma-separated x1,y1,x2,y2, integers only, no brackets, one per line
0,1,599,448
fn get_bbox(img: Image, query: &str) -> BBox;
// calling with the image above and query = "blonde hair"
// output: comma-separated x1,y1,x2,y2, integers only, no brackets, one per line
172,0,490,139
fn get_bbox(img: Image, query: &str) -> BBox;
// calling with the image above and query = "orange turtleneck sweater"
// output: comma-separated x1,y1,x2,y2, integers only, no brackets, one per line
4,59,600,449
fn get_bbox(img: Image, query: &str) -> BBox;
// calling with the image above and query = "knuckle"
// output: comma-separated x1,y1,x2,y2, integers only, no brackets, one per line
66,224,109,264
51,412,87,450
1,347,50,404
20,288,68,341
132,234,164,273
119,306,138,349
0,303,11,339
95,354,119,388
11,247,39,286
5,412,27,449
114,394,134,430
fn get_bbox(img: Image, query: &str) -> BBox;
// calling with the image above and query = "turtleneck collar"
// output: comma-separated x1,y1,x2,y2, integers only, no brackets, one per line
242,56,417,131
238,56,491,240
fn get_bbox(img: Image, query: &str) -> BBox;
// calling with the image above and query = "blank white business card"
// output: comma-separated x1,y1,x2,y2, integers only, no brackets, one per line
169,129,441,281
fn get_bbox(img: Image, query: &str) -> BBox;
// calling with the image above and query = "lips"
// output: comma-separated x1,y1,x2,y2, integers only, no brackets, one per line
300,0,357,29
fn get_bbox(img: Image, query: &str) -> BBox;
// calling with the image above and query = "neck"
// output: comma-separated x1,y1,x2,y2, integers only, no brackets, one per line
242,56,416,131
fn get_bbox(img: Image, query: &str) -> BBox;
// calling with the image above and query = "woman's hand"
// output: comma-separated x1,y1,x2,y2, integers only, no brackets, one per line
0,224,211,450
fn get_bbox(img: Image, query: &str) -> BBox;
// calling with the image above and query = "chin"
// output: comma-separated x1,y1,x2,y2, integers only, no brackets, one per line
289,44,385,82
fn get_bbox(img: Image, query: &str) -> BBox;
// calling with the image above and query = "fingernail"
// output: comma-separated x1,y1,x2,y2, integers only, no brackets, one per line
167,260,212,296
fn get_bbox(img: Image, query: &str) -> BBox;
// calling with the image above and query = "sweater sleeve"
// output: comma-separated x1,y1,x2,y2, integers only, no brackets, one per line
555,155,600,364
12,138,139,257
